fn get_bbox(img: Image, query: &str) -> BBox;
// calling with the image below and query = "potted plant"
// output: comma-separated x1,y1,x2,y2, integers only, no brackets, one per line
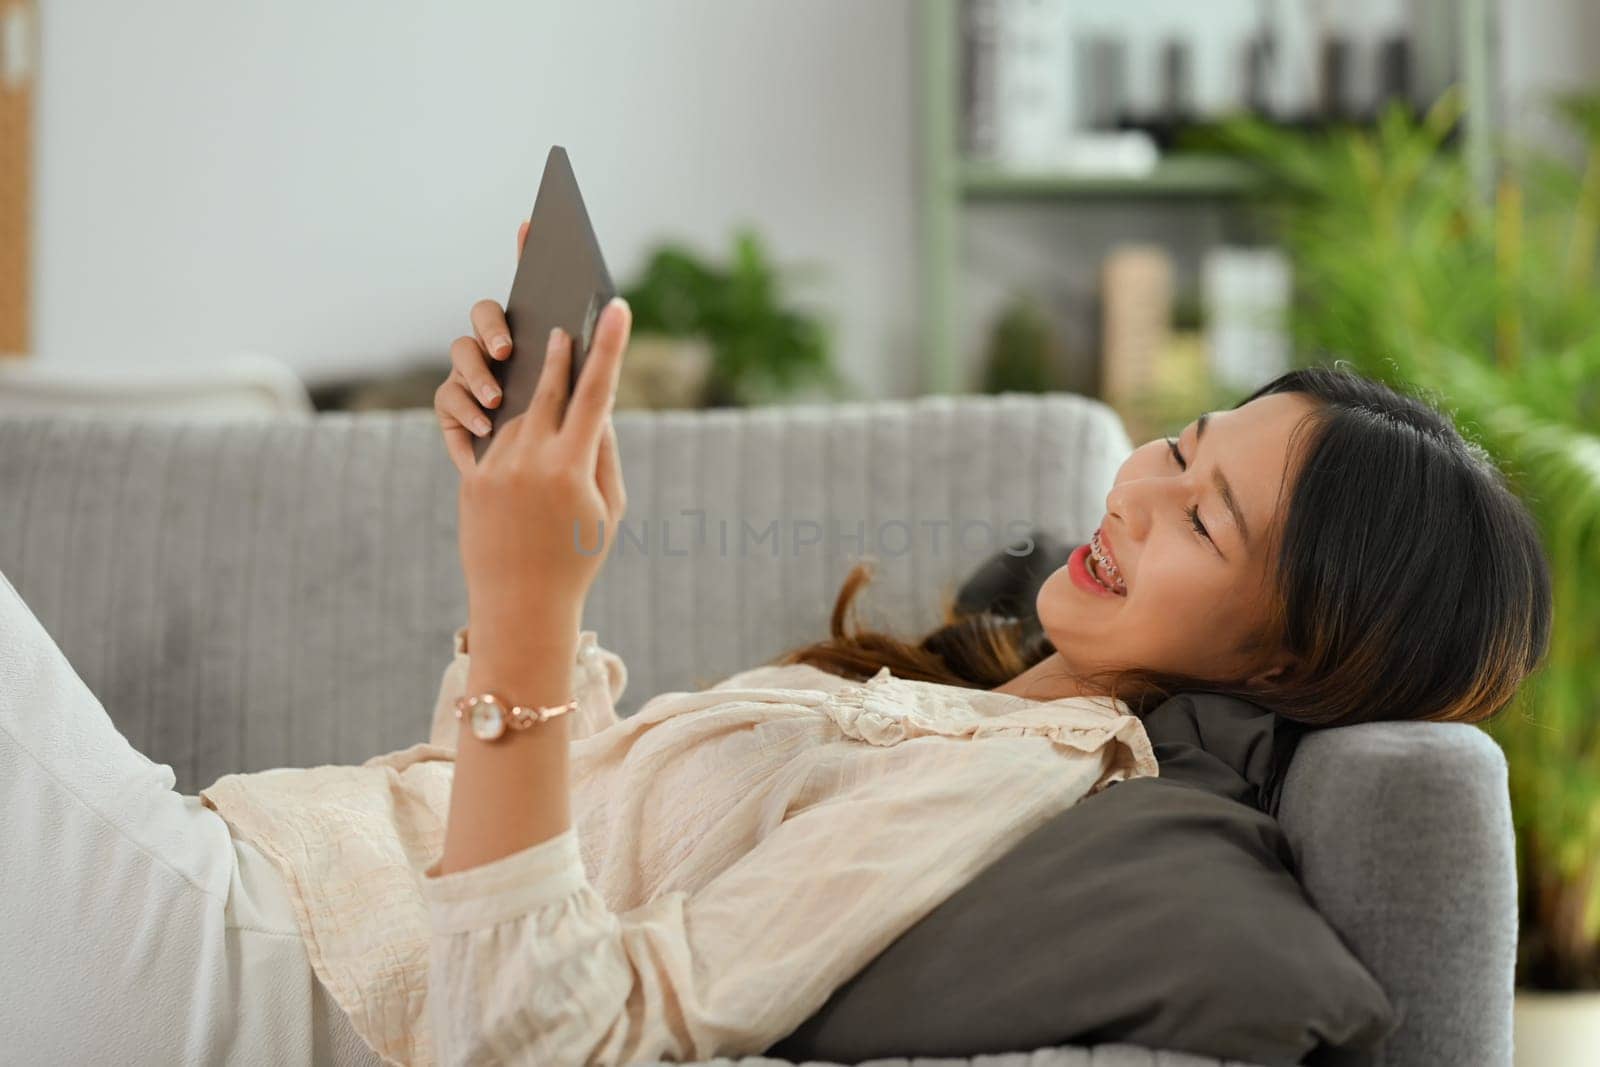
619,227,854,408
981,290,1064,395
1214,91,1600,1064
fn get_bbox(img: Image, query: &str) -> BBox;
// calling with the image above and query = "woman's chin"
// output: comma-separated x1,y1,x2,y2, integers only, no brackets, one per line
1037,566,1120,626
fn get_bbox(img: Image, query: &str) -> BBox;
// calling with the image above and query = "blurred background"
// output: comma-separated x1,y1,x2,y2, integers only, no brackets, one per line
1,0,1598,1058
0,0,1583,422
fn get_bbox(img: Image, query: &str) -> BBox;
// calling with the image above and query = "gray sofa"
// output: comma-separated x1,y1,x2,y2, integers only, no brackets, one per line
0,394,1516,1066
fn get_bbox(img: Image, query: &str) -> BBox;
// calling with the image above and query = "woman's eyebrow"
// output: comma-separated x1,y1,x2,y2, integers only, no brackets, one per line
1193,412,1252,550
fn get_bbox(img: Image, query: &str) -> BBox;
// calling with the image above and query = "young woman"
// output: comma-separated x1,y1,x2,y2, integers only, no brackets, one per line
0,224,1551,1066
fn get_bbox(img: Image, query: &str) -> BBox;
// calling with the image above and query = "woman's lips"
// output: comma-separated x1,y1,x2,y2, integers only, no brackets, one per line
1068,543,1122,598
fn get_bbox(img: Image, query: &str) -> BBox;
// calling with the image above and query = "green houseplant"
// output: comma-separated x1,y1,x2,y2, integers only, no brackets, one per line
981,291,1064,394
619,228,853,407
1211,90,1600,1020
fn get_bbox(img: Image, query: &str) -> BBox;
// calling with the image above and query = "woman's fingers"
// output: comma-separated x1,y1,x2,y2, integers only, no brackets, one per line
448,334,503,409
469,300,513,362
516,220,530,262
434,380,488,477
563,298,631,467
436,378,493,436
441,426,476,478
596,417,626,517
528,326,573,437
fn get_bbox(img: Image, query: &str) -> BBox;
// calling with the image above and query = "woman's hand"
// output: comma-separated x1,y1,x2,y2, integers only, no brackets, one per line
441,221,631,628
434,221,529,476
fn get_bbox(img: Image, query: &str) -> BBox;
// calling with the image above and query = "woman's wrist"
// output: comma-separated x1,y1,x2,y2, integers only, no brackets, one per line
440,626,578,875
467,594,583,643
464,599,585,699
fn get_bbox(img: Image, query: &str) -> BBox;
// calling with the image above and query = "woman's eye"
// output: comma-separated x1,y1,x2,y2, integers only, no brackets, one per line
1165,437,1213,543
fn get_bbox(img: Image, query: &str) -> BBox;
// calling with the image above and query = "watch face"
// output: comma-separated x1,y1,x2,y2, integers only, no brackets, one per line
469,698,506,741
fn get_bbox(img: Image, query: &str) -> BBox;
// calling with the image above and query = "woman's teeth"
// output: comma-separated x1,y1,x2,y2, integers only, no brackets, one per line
1088,553,1116,593
1087,543,1125,595
1089,529,1126,595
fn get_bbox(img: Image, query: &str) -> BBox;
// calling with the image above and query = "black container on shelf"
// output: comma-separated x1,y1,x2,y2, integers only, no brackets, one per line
1243,35,1275,119
1160,38,1194,126
1376,35,1412,116
1319,35,1352,121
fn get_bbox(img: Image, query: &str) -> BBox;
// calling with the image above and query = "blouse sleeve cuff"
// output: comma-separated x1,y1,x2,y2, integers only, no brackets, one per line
421,825,590,935
574,630,613,694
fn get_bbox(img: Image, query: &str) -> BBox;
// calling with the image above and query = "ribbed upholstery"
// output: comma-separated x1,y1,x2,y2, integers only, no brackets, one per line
0,394,1515,1067
0,412,463,791
0,393,1130,793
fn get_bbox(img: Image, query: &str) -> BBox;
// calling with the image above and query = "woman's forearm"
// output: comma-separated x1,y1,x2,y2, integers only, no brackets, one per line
436,605,582,876
433,291,632,876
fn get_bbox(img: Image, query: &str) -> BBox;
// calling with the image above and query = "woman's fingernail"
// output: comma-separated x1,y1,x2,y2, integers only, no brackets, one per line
472,417,491,436
548,327,563,351
490,335,511,356
479,383,500,404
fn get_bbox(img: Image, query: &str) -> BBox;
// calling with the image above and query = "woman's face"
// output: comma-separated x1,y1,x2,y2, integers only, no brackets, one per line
1035,391,1318,689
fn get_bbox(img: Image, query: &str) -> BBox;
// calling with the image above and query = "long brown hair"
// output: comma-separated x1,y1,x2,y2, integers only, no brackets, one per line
771,366,1553,728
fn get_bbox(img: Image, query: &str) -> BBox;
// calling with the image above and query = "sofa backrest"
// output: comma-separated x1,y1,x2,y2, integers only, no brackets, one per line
0,393,1129,790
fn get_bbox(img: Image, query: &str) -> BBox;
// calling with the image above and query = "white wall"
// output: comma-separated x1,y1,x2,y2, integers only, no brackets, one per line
32,0,921,397
28,0,1598,402
1498,0,1600,159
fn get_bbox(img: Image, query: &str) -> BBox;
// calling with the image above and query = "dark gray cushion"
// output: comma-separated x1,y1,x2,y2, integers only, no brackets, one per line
952,528,1073,624
767,694,1399,1067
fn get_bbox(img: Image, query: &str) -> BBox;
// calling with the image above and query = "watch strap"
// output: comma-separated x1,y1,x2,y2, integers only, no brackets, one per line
453,691,578,741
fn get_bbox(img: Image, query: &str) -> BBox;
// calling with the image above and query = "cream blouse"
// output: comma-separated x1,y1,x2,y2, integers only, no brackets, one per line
199,627,1158,1067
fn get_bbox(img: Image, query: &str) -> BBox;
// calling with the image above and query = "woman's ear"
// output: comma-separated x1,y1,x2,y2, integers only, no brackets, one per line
1248,657,1297,687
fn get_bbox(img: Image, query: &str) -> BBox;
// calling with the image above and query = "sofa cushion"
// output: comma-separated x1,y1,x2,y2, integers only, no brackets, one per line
766,693,1398,1066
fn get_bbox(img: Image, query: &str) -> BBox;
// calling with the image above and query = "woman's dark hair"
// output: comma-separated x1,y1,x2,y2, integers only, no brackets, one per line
772,364,1553,728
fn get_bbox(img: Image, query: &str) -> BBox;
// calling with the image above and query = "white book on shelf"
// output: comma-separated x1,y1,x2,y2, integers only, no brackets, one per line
962,1,1157,176
991,0,1073,167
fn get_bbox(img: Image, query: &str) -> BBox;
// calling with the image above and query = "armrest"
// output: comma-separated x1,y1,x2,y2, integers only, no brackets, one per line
1276,722,1517,1067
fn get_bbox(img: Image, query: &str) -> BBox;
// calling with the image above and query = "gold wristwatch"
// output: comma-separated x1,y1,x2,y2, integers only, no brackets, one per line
453,691,577,742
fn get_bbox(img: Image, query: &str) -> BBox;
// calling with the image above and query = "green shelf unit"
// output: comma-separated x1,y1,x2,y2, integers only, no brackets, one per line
916,0,1495,396
960,155,1263,199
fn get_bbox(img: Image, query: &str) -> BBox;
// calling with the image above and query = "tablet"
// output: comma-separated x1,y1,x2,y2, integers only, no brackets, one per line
474,145,617,461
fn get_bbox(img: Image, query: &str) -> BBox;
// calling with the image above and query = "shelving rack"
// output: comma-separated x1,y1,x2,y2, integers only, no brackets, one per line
915,0,1495,395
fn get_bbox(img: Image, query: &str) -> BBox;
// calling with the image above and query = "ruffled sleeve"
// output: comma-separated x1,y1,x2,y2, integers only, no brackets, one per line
427,626,627,749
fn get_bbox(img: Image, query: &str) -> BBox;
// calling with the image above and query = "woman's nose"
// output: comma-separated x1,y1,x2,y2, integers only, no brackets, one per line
1105,473,1172,545
1104,482,1139,543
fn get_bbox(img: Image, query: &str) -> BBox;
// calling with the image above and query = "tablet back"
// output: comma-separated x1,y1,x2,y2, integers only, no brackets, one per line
474,145,616,461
